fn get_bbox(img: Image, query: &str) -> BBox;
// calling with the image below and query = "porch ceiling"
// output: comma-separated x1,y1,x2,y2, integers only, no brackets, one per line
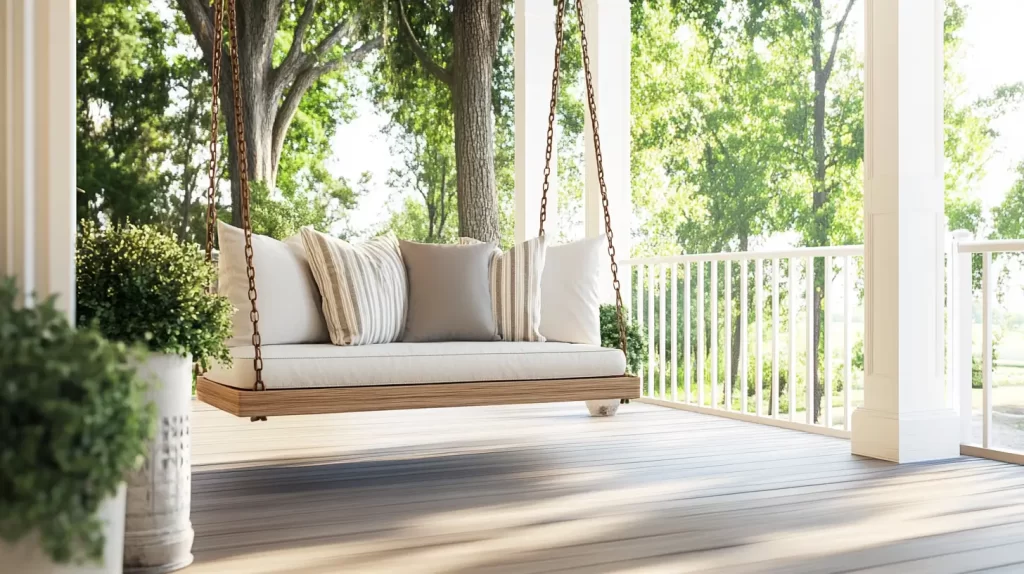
186,401,1024,573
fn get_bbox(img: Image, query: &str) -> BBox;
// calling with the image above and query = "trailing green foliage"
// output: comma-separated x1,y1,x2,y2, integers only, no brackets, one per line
0,279,153,564
76,221,233,370
600,304,648,377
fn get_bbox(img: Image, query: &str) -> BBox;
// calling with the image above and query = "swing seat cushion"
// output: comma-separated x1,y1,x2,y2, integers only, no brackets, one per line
202,341,626,390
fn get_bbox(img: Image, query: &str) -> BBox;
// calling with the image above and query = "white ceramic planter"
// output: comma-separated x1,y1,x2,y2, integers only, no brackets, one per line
123,353,194,574
1,484,127,574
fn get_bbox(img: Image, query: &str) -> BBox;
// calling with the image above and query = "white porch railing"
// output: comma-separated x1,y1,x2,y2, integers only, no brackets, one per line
623,234,1024,459
950,232,1024,462
621,245,864,439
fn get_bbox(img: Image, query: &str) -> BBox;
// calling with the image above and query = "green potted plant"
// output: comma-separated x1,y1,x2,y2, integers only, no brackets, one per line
76,222,233,573
0,279,153,573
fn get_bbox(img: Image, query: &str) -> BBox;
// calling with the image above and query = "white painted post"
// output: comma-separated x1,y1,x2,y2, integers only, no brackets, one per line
582,0,631,308
0,0,76,314
514,0,557,244
950,230,973,444
852,0,960,462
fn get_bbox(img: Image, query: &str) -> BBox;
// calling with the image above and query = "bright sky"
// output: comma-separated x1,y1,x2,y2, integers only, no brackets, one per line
332,0,1024,238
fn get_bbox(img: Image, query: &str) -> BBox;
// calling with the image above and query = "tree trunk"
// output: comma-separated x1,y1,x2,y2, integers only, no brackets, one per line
810,1,828,424
451,0,500,243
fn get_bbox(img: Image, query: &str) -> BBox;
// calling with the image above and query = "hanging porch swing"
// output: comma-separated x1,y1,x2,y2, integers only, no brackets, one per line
195,0,640,419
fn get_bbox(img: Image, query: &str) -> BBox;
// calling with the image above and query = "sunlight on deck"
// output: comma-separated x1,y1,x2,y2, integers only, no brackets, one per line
185,400,1024,573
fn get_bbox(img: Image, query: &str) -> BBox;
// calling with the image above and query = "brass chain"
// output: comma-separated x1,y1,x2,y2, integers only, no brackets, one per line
573,0,627,358
204,0,224,265
537,0,568,237
225,0,265,396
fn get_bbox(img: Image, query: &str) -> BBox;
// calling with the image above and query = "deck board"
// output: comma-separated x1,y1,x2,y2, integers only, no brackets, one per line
185,400,1024,573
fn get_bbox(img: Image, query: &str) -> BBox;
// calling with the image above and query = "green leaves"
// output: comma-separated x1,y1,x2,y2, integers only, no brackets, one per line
600,304,648,377
0,279,154,564
76,221,233,370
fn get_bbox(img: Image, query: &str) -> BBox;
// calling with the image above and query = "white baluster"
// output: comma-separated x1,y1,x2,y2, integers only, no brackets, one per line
648,264,656,397
771,258,779,418
824,255,833,428
725,260,732,411
711,261,718,409
789,258,797,422
659,264,666,399
806,256,815,425
698,262,705,407
755,258,764,417
982,252,993,448
671,264,678,402
844,256,852,431
741,259,748,414
684,262,692,404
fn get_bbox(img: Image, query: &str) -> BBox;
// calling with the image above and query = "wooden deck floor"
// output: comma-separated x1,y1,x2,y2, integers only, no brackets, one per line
186,400,1024,574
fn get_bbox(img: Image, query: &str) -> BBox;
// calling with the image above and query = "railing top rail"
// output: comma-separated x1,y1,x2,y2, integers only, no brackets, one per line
956,239,1024,254
621,244,864,266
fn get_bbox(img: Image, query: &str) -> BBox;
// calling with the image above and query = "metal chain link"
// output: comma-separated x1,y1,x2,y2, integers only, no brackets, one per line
537,0,568,237
225,0,265,400
573,0,628,358
204,0,224,265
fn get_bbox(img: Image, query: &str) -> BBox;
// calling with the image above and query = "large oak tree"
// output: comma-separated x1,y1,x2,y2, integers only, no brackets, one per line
177,0,381,226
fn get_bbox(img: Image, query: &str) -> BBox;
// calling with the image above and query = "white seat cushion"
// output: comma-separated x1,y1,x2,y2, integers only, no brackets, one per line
204,342,626,390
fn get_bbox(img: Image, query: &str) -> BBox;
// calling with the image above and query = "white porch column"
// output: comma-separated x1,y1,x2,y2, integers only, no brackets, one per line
514,0,557,244
852,0,959,463
0,0,76,315
581,0,631,303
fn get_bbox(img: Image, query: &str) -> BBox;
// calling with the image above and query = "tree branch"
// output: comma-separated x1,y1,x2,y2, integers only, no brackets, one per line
276,0,319,87
396,0,453,86
488,0,502,58
822,0,857,83
270,37,383,173
177,0,216,63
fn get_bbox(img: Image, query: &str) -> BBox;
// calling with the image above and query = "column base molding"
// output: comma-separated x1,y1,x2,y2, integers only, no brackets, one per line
852,407,960,463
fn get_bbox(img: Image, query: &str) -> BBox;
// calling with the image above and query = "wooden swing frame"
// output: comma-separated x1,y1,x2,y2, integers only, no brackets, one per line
197,0,639,419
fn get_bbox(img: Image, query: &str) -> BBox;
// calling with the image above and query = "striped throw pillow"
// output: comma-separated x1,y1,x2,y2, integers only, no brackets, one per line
460,236,547,342
300,228,408,346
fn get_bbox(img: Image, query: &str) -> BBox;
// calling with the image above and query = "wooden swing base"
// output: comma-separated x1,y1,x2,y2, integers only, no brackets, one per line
197,375,641,418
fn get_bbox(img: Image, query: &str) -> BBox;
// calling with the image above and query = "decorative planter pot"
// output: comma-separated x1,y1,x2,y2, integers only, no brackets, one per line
1,484,127,574
586,399,621,417
123,353,194,574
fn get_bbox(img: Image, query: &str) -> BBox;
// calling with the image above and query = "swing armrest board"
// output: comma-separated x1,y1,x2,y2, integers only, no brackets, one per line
205,341,627,390
197,374,640,417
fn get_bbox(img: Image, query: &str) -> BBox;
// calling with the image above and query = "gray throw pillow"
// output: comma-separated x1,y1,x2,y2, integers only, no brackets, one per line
400,240,499,342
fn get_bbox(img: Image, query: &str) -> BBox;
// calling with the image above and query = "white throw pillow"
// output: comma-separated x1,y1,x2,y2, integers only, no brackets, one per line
540,236,606,345
218,221,330,346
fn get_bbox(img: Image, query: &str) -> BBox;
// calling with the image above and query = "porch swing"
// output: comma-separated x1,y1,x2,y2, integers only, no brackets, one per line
195,0,640,419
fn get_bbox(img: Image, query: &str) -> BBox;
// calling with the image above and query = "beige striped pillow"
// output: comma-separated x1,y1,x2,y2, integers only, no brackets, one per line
460,236,547,342
300,228,407,346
